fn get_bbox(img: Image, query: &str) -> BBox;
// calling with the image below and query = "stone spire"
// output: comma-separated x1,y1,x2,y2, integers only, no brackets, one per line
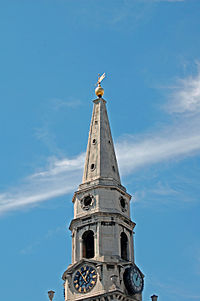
82,97,121,186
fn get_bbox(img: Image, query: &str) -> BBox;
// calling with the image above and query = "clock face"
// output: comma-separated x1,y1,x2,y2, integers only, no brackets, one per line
73,265,97,293
124,265,144,295
131,266,143,292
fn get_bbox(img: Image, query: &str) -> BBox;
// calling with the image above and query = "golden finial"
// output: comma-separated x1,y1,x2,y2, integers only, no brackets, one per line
95,73,105,98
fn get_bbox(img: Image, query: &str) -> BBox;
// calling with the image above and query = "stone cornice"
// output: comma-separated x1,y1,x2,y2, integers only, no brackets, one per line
72,183,132,203
69,211,136,232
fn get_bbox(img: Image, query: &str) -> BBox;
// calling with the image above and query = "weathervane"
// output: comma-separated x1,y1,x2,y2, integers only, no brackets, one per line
95,72,105,98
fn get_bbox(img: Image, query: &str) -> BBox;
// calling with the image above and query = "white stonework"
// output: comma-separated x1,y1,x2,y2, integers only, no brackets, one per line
62,97,143,301
82,98,120,185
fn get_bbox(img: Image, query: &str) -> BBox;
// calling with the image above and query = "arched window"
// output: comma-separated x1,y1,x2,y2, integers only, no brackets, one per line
82,230,94,259
121,232,128,260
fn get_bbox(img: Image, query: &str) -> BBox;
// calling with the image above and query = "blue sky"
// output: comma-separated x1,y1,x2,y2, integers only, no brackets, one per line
0,0,200,300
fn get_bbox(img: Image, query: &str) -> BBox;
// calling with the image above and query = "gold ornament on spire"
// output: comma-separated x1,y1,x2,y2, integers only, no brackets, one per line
95,73,105,98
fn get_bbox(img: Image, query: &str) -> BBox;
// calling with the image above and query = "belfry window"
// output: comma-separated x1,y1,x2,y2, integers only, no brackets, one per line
82,230,94,259
121,232,128,260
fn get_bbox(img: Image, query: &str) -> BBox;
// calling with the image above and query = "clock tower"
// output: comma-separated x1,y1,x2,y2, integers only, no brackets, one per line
62,77,144,301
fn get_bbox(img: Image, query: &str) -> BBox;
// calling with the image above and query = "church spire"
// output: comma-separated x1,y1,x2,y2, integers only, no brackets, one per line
82,75,121,186
62,76,144,301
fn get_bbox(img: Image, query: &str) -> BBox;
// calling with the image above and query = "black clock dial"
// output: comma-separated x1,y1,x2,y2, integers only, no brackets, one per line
124,265,144,295
73,265,97,293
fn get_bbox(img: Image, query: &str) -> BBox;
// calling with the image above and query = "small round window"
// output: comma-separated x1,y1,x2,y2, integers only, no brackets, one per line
84,195,92,206
91,163,95,171
81,195,94,210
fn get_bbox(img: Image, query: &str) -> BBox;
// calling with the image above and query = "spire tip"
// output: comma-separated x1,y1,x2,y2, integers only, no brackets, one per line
95,73,105,98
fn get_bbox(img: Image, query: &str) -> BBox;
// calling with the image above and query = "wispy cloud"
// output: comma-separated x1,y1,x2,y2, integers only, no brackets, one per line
50,98,82,110
34,97,82,148
20,226,64,254
185,244,200,276
0,154,84,215
149,275,200,300
1,125,200,214
166,64,200,114
116,127,200,175
0,65,200,215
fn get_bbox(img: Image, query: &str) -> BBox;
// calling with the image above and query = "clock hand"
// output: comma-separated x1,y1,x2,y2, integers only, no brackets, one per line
79,271,87,283
85,269,91,283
